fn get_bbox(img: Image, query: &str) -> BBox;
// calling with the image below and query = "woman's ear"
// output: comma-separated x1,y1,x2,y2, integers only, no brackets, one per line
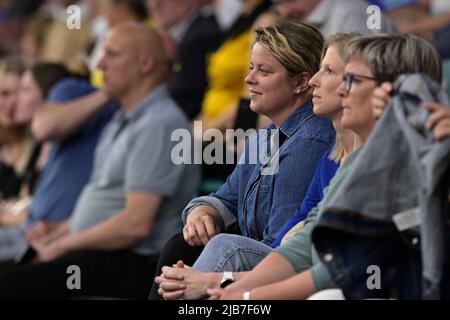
294,72,311,95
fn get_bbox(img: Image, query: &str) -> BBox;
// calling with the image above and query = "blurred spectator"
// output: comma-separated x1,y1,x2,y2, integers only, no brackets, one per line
198,0,272,131
7,0,44,18
273,0,395,36
0,59,24,128
147,0,223,119
0,23,200,299
25,78,115,245
0,59,30,204
20,16,52,65
367,0,450,58
200,0,242,31
0,62,72,232
86,0,150,86
101,0,147,26
39,0,93,75
2,62,117,266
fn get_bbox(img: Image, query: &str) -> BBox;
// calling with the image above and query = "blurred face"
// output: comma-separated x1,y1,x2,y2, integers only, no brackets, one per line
15,71,44,124
309,46,344,118
245,43,299,124
97,30,141,100
147,0,194,30
337,58,378,141
273,0,320,21
0,73,21,127
102,0,124,26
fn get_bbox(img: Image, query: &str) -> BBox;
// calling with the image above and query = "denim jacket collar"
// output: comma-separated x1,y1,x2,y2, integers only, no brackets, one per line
273,101,314,139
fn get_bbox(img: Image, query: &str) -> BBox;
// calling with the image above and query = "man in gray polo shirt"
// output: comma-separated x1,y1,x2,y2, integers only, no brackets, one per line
0,23,200,299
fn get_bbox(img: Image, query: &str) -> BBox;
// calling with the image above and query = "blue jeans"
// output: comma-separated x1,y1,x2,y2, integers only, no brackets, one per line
193,234,272,272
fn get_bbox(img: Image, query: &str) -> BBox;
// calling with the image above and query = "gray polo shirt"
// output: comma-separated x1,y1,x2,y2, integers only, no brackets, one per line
69,84,200,256
306,0,396,36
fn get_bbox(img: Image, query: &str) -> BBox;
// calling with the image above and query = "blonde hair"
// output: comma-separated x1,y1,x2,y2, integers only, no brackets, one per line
322,33,361,163
254,21,324,97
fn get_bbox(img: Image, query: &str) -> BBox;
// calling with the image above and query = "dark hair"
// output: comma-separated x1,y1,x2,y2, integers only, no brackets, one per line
2,58,26,77
30,62,71,98
111,0,148,21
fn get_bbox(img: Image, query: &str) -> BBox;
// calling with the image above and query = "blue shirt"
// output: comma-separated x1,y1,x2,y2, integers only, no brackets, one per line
27,78,116,225
367,0,418,12
271,147,339,248
183,102,335,245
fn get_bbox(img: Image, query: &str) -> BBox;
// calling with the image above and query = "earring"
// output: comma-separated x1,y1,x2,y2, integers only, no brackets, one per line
296,89,301,94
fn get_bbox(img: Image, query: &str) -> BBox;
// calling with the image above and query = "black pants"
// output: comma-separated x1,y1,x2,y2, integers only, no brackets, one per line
0,249,159,299
149,232,204,300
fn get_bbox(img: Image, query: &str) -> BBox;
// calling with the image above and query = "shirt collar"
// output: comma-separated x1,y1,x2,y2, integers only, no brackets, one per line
113,83,169,123
275,101,314,139
305,0,333,29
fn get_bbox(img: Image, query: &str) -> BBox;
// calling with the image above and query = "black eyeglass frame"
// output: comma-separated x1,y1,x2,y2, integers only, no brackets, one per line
343,73,378,91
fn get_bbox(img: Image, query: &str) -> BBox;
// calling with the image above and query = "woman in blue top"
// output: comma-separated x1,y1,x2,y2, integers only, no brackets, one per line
155,32,359,300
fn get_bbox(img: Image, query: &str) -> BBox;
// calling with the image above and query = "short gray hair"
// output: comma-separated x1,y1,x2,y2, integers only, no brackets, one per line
344,33,442,84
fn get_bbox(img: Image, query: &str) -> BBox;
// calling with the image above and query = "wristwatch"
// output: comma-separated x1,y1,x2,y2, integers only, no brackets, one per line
220,271,235,288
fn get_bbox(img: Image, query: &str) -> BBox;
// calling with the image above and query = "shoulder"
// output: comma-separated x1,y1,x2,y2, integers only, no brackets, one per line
136,95,189,133
191,14,221,33
333,0,367,11
291,115,335,143
47,78,95,103
185,14,222,43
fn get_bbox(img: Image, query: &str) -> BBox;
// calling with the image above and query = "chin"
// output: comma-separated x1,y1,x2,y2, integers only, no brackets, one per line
313,104,325,116
341,118,355,130
249,103,260,114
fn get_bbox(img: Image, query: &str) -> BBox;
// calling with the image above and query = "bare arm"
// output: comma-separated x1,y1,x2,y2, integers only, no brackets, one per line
31,89,110,141
29,219,71,255
208,269,315,300
37,193,161,261
399,11,450,34
226,252,296,292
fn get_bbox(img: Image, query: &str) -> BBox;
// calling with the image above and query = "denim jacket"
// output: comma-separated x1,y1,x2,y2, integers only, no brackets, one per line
312,74,450,299
182,102,335,246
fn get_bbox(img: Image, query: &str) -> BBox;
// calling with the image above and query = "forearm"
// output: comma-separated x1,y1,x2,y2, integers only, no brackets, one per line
0,210,27,226
399,11,450,33
246,270,316,300
56,211,150,252
226,252,296,291
43,219,71,244
32,90,109,141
